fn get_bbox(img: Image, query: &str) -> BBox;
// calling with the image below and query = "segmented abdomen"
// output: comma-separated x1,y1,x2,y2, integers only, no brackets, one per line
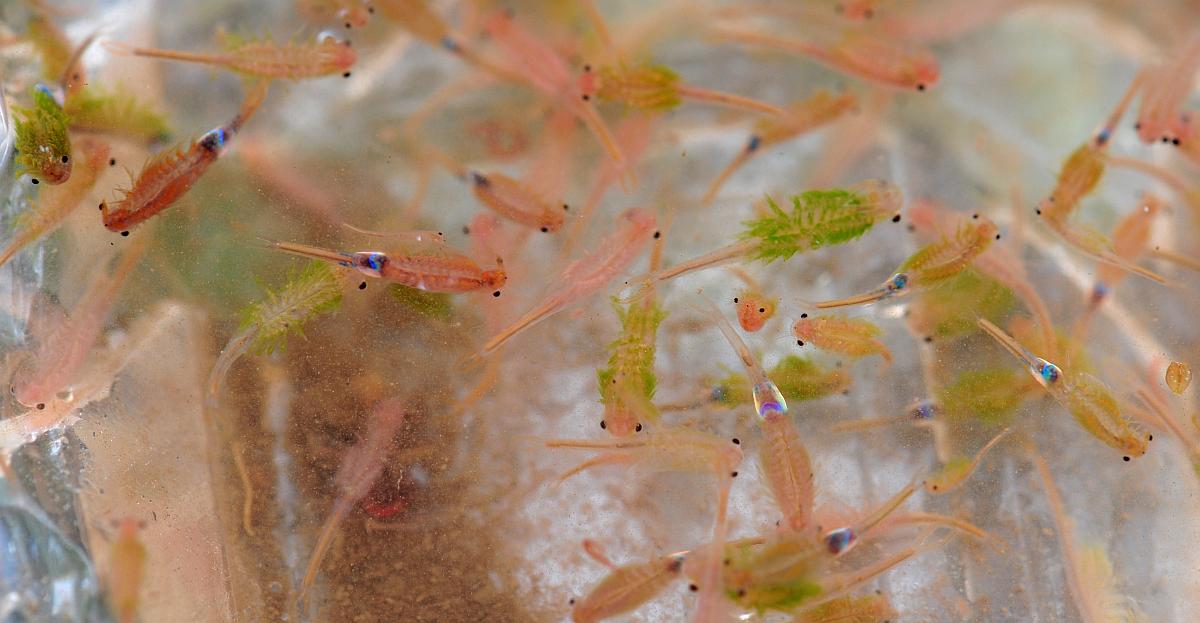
103,145,215,231
382,253,491,292
232,42,341,79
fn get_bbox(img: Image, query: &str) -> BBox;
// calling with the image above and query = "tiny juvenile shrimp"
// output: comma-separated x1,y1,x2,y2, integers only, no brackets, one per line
792,313,892,364
100,81,269,233
11,232,148,411
713,24,939,92
479,207,657,356
978,319,1149,459
105,32,357,80
701,89,858,204
924,428,1010,494
13,84,71,185
579,62,786,117
298,398,408,606
728,268,777,333
265,234,506,294
105,519,147,623
570,549,688,623
0,136,111,269
815,215,997,309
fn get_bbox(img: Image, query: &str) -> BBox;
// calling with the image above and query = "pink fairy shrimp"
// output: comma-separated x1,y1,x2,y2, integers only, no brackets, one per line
298,398,408,606
265,233,507,295
712,23,940,92
100,81,269,233
478,207,657,357
792,313,892,364
11,232,149,411
104,32,357,80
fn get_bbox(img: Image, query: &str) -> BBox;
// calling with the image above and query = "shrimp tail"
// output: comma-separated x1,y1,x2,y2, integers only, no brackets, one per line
479,297,561,356
675,83,786,117
813,286,890,309
297,500,353,608
58,29,98,93
103,40,229,67
556,452,635,483
701,146,755,205
264,239,355,267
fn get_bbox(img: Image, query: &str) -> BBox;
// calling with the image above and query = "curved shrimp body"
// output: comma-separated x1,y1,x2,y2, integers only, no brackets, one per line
1055,373,1149,459
545,430,743,482
571,553,686,623
107,36,357,80
101,84,267,232
759,414,815,532
1093,194,1161,300
1037,144,1105,221
100,133,219,232
792,314,891,363
271,240,506,293
13,85,72,184
468,171,566,232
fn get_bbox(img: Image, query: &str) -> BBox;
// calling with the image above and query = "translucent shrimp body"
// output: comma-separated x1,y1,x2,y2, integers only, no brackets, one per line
267,237,506,294
106,35,357,80
571,553,687,623
792,314,892,364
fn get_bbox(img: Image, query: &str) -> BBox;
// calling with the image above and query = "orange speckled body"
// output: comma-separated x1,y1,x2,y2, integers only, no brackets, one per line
793,314,891,363
101,142,216,232
377,249,507,293
224,39,357,79
735,292,776,332
571,554,685,623
469,171,566,232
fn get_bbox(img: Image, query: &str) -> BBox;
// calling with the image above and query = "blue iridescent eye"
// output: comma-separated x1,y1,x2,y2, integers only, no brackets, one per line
1036,360,1061,385
710,385,729,403
889,273,909,291
824,527,855,555
912,400,937,420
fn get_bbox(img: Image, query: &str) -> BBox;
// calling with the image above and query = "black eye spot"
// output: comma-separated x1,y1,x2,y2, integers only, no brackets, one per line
1173,138,1181,146
924,336,933,343
800,313,807,318
540,227,549,233
121,231,130,236
31,178,39,185
733,297,739,303
345,22,352,28
492,290,501,297
731,438,740,444
343,72,352,78
600,420,607,429
581,94,590,101
359,281,367,290
61,155,69,163
563,204,570,211
462,225,471,235
916,84,926,91
730,471,738,477
891,214,901,223
109,158,117,166
758,308,765,313
568,599,574,605
797,340,804,346
652,231,661,239
36,403,45,410
635,423,642,432
689,584,698,592
995,234,1001,240
1123,456,1130,462
583,64,592,72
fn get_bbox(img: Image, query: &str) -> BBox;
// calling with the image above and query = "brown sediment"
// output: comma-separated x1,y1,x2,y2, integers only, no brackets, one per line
207,281,526,622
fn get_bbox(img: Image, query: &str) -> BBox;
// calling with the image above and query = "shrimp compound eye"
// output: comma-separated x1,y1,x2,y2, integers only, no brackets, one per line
824,527,856,555
1036,360,1061,386
354,252,388,278
751,381,787,420
888,273,909,292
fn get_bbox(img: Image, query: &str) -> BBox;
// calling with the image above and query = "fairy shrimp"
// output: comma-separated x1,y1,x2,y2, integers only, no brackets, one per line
626,181,901,300
978,319,1149,459
579,62,787,117
713,24,939,91
727,268,777,332
104,32,357,80
374,0,525,84
1130,33,1200,145
814,215,997,309
702,89,858,204
793,594,898,623
570,548,688,623
479,207,657,356
13,84,71,185
100,81,269,232
298,398,408,606
10,232,148,411
422,146,568,233
0,136,111,269
792,313,892,364
265,234,506,294
923,428,1010,494
1089,194,1162,307
545,429,743,484
481,10,631,185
